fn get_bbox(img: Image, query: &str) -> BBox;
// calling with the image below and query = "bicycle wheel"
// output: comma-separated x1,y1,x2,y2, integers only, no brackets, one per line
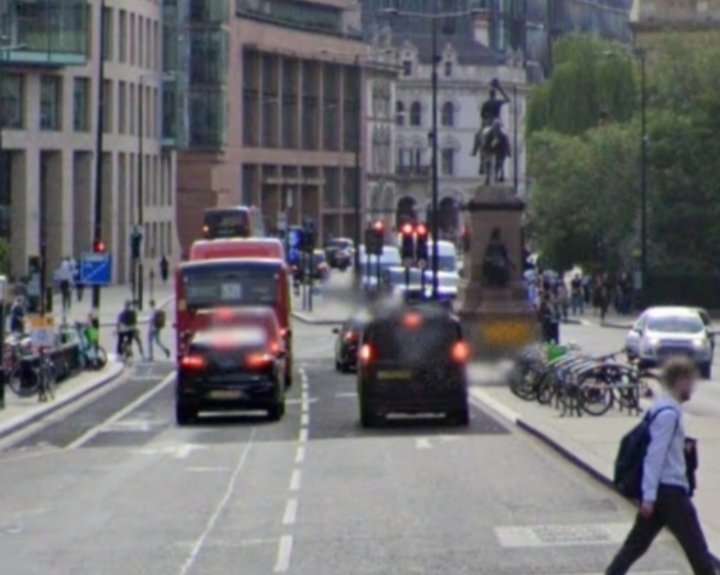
578,375,613,416
9,364,40,398
536,372,556,405
510,363,538,401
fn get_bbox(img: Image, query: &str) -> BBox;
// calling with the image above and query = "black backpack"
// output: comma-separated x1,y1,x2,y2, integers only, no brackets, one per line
613,406,679,499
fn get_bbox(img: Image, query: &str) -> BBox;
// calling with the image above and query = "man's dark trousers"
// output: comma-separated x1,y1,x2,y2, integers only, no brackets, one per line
606,486,716,575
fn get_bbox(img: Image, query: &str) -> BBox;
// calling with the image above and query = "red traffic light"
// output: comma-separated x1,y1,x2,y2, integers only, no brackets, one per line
401,223,414,236
93,240,106,253
416,223,428,236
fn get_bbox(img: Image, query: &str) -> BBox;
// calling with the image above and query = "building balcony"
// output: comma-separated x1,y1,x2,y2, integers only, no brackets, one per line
1,0,87,66
396,165,431,178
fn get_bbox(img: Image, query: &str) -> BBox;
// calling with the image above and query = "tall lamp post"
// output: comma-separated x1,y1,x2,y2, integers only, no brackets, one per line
638,48,648,297
383,2,481,300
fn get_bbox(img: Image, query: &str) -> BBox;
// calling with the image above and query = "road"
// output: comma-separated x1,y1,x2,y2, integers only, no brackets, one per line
0,318,697,574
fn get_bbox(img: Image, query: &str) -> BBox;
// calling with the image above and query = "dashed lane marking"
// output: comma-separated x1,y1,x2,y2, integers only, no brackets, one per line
298,428,309,443
495,523,672,549
295,446,305,464
176,429,256,575
282,498,298,526
415,438,432,450
273,535,293,573
289,469,302,492
300,413,310,426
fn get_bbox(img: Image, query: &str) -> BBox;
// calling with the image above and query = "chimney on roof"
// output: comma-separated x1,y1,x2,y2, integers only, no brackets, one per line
473,10,491,46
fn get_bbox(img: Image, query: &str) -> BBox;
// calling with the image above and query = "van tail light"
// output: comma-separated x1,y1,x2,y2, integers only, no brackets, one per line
451,341,471,363
246,353,274,369
180,355,207,370
359,344,374,365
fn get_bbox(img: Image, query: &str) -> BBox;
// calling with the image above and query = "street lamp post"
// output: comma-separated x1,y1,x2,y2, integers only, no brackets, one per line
638,48,648,297
136,75,145,311
383,3,480,300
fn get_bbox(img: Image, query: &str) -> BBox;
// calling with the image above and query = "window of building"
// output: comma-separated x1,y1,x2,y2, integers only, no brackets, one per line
103,79,113,133
1,73,24,129
118,81,127,133
138,16,144,69
73,77,90,132
441,102,454,127
444,61,453,77
395,101,405,126
102,6,113,61
130,13,136,65
40,76,62,131
402,60,412,76
409,101,422,126
441,148,455,176
119,10,127,63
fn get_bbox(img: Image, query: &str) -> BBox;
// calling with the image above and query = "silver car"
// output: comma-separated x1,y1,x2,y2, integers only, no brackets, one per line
625,307,714,378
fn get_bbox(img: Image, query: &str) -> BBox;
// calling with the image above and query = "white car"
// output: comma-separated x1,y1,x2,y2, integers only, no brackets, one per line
625,306,714,378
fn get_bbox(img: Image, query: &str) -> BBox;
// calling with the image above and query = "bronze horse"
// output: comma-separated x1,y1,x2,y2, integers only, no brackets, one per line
471,120,511,186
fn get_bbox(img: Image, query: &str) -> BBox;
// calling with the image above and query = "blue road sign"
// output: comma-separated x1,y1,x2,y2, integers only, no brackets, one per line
80,252,112,286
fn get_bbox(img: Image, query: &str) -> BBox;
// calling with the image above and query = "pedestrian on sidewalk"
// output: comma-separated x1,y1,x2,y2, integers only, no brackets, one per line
147,300,171,361
57,257,74,313
570,274,584,315
159,255,169,284
605,358,716,575
9,296,26,334
74,258,84,302
555,282,569,322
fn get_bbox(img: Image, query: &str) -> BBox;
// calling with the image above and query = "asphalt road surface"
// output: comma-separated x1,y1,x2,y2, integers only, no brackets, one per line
0,320,696,574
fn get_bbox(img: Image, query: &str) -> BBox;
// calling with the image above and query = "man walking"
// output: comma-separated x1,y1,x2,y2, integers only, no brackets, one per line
147,300,170,361
606,358,716,575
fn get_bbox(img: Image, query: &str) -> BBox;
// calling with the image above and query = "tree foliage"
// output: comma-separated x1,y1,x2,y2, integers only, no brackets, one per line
526,35,637,136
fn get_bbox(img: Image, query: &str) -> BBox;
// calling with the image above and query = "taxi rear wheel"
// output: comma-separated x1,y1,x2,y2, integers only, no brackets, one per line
268,400,286,421
176,403,197,426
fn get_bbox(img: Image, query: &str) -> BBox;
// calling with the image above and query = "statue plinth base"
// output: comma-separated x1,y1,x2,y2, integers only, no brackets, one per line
458,184,539,360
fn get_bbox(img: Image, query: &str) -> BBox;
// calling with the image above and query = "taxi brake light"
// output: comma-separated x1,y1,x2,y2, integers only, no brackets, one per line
180,355,206,370
402,312,423,329
401,223,414,235
246,353,274,369
359,343,373,365
451,341,471,363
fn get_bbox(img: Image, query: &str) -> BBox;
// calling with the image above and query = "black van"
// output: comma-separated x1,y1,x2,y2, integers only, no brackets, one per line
356,304,470,427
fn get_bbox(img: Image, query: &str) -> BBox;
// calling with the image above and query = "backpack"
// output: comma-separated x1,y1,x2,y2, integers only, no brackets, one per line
613,406,679,499
153,309,166,329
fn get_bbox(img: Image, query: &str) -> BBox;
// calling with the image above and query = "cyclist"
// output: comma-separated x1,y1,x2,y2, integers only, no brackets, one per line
116,301,145,360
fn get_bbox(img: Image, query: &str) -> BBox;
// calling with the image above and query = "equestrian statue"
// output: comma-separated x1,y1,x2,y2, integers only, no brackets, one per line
471,78,512,186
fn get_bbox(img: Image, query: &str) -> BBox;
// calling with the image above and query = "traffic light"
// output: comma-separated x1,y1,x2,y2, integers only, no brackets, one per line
365,221,385,256
130,230,143,259
416,223,429,264
93,239,106,253
400,222,415,263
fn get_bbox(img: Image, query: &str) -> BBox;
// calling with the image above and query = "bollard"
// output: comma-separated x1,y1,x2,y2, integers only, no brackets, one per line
45,286,53,314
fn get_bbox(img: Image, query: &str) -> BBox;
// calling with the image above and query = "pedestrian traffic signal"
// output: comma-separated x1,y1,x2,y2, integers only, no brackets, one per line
416,223,429,263
130,231,143,259
365,224,384,256
93,239,106,253
400,223,415,263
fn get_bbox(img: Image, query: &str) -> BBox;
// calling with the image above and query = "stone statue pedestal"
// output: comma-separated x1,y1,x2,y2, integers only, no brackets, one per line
458,184,538,360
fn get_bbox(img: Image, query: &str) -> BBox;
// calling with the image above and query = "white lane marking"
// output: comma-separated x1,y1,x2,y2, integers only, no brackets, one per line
415,438,432,450
136,444,208,459
469,387,520,423
282,498,298,525
335,392,357,398
186,466,230,473
295,446,305,464
298,428,309,443
67,371,175,449
274,535,293,573
289,469,302,492
176,429,256,575
286,397,318,405
300,413,310,427
301,401,309,413
173,444,208,459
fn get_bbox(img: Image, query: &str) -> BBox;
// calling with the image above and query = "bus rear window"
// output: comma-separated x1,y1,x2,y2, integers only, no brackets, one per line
183,267,279,308
204,210,250,238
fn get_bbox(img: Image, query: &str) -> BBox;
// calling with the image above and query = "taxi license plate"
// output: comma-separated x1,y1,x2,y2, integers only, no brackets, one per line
209,390,245,400
377,370,412,380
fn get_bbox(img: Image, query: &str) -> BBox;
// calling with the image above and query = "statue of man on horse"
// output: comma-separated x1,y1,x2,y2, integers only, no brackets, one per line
471,78,512,186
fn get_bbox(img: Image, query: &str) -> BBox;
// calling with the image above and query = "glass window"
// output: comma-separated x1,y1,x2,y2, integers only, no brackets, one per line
409,101,422,126
441,102,454,127
402,60,412,76
118,10,127,62
444,61,453,77
118,81,127,134
40,76,62,131
395,101,404,126
102,6,113,61
188,89,225,148
73,77,90,132
1,74,24,129
441,148,455,176
103,79,113,133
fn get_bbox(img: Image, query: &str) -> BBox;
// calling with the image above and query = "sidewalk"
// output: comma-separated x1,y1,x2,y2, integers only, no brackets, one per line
468,377,720,566
0,361,124,441
291,273,356,324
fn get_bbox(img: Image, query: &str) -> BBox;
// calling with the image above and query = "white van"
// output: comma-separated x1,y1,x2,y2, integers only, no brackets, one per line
359,245,401,289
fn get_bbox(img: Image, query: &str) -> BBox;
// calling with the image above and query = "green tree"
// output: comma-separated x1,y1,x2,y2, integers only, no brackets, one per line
527,123,639,272
526,35,637,136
